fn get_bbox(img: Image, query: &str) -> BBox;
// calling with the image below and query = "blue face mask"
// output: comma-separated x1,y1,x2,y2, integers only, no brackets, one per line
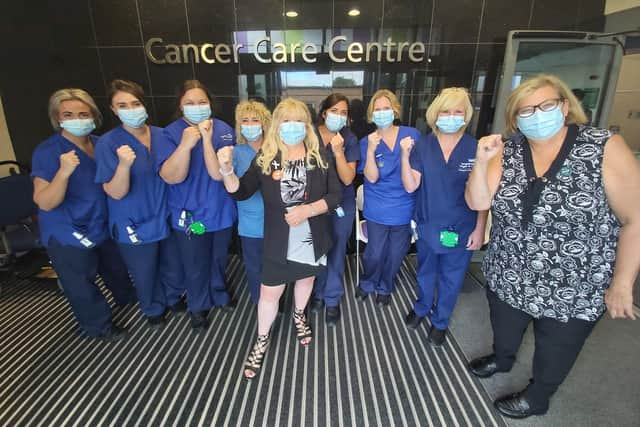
279,122,306,146
60,119,95,137
183,104,211,124
517,107,564,141
436,115,466,134
325,112,347,132
241,124,262,142
117,107,148,129
372,109,394,129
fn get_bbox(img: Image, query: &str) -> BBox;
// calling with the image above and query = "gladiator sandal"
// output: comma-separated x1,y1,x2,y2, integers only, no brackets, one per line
244,334,270,379
293,308,313,345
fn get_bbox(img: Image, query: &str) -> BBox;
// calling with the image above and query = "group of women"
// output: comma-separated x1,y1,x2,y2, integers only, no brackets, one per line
31,74,639,418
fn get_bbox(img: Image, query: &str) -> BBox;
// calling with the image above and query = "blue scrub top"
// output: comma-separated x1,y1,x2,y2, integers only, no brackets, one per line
154,118,237,232
95,125,169,244
232,143,264,238
316,126,360,209
410,132,478,253
31,132,109,248
358,126,421,225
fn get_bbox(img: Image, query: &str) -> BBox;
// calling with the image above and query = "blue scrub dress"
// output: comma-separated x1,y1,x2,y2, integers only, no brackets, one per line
95,125,184,318
409,132,478,329
154,118,237,313
232,143,264,304
357,126,421,296
313,127,360,307
31,132,136,337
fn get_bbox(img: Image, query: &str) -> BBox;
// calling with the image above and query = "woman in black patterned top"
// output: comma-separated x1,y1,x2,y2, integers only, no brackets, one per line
464,74,640,419
218,98,341,380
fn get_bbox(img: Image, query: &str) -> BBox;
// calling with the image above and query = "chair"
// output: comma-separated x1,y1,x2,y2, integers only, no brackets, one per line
354,183,416,283
0,161,40,273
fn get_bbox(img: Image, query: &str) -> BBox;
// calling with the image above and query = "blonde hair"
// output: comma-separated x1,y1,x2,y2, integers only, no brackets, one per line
256,98,327,174
235,100,272,144
367,89,402,122
426,87,473,132
48,88,103,131
504,74,588,135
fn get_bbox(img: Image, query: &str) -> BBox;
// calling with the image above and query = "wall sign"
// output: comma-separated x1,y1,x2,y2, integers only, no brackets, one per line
145,36,427,65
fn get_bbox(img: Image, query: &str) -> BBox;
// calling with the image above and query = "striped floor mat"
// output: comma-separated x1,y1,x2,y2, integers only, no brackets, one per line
0,255,504,427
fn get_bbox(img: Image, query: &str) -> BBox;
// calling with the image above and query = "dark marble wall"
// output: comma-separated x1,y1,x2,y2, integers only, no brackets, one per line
0,0,605,164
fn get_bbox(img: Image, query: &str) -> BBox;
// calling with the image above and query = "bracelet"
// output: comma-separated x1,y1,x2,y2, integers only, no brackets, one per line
219,167,234,177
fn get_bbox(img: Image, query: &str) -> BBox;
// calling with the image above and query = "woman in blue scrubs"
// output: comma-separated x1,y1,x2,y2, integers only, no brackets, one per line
356,89,421,306
95,79,185,329
32,88,136,340
311,93,360,325
232,100,271,304
400,87,488,345
154,80,237,331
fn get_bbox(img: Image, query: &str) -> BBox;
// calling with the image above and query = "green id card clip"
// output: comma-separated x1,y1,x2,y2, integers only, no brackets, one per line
439,230,459,248
187,221,207,236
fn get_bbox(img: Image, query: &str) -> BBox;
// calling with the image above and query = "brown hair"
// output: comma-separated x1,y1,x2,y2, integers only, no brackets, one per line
107,79,146,107
174,79,213,115
317,93,350,125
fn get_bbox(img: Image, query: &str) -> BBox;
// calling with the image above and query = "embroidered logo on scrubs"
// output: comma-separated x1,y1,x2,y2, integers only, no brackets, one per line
221,133,233,141
458,158,475,172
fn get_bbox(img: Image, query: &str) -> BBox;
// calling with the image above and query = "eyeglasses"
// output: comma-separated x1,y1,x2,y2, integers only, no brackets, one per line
517,98,564,118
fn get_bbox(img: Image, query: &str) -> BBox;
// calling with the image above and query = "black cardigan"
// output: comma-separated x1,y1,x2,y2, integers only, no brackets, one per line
230,150,342,263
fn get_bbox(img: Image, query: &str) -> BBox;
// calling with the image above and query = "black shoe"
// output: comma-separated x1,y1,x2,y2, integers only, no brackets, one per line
147,314,166,330
325,305,341,326
405,310,424,330
96,324,127,342
355,286,369,301
494,391,547,419
169,297,187,313
219,300,236,313
427,327,447,346
468,354,510,378
310,298,324,313
190,311,209,331
375,294,391,307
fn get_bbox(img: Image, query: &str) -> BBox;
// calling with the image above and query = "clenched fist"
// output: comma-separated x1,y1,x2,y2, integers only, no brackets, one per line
217,145,234,173
198,119,213,142
330,132,345,155
400,136,414,157
476,135,503,164
181,126,202,149
116,145,136,167
367,131,381,154
59,150,80,177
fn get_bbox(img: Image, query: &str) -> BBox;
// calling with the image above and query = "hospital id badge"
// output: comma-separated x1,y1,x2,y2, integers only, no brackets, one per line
72,231,95,248
439,230,459,248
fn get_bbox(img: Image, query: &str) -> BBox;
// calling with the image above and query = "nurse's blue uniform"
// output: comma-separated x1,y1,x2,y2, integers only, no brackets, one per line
313,127,360,307
409,132,478,329
154,118,237,313
358,126,421,296
232,143,264,304
95,125,184,318
31,132,136,337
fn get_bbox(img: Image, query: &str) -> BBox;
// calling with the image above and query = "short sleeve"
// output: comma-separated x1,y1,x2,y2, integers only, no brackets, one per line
154,127,179,172
31,144,58,182
94,139,118,184
213,120,236,150
409,138,424,174
344,131,360,164
357,136,368,174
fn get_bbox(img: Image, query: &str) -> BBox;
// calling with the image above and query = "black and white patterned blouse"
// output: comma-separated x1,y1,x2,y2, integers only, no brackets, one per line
482,125,620,322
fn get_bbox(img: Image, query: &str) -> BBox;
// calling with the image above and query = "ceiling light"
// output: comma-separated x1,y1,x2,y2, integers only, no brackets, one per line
348,8,360,17
285,10,298,18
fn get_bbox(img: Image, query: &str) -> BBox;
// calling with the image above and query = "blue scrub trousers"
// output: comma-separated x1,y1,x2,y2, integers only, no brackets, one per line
118,235,183,317
47,237,136,336
240,236,263,304
413,237,473,329
359,220,411,296
172,227,232,313
314,200,355,307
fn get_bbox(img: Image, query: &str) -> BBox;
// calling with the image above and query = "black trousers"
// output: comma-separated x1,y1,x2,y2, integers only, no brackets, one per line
487,289,600,410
